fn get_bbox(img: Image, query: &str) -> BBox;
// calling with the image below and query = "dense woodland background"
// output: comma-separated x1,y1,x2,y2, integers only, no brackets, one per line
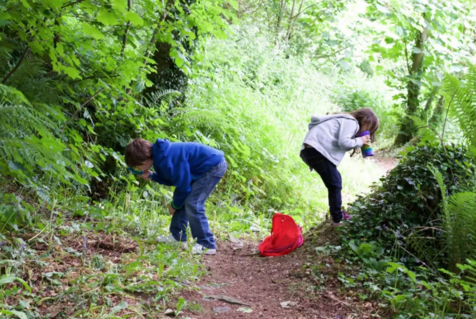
1,0,476,318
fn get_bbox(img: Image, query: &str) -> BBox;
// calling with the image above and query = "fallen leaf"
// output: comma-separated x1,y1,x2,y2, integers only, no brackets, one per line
164,309,176,316
280,301,297,308
237,307,253,313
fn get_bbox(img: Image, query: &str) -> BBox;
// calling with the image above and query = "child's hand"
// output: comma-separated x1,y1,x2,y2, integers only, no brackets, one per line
360,134,370,144
139,170,151,181
168,205,176,215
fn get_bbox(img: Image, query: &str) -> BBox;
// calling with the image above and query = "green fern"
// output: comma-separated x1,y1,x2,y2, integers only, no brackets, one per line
410,115,440,145
430,165,476,272
442,64,476,147
144,89,181,108
0,84,84,185
446,192,476,270
172,107,233,131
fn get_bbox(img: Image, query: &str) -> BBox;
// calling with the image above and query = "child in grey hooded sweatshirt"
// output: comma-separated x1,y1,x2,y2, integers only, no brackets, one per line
300,108,379,226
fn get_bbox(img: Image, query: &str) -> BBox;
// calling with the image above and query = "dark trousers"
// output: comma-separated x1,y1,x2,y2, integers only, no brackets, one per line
300,147,343,223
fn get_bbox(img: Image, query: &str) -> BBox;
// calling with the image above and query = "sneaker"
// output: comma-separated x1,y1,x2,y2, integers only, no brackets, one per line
191,243,216,255
157,234,188,249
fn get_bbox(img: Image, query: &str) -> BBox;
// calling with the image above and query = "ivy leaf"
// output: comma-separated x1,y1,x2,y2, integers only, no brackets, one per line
338,59,351,71
125,12,143,26
395,26,405,37
44,0,66,9
175,57,184,67
29,41,44,54
0,310,28,319
0,12,11,26
111,0,128,13
19,0,31,8
97,9,118,26
375,4,391,14
82,23,105,40
62,65,82,80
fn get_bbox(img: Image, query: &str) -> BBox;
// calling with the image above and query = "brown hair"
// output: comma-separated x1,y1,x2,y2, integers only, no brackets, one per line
125,138,153,167
350,108,379,143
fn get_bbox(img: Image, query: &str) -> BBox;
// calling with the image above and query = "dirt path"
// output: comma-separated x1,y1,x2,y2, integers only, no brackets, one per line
179,237,379,319
373,150,399,173
179,153,397,318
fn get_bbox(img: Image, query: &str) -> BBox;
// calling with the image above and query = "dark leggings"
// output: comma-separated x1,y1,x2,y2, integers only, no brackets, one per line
300,147,343,223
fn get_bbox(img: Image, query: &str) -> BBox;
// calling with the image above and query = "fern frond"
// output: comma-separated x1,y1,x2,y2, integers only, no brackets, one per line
173,107,233,130
410,115,440,145
442,65,476,147
0,84,78,184
145,89,181,107
447,192,476,270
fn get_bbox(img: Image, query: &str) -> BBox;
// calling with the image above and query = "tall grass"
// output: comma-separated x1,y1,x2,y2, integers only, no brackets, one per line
151,25,395,236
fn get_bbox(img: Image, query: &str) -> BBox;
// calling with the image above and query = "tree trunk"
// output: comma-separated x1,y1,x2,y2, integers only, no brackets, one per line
429,95,445,127
276,0,285,37
394,26,429,146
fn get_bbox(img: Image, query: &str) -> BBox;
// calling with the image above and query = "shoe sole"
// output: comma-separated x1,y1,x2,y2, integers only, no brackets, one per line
191,249,217,255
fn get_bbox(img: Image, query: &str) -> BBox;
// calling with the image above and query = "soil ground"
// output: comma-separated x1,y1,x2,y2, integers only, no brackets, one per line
179,232,383,319
178,152,397,319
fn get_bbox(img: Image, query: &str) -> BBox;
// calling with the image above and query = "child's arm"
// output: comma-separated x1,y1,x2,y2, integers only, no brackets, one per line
169,161,192,210
149,172,174,186
337,120,364,150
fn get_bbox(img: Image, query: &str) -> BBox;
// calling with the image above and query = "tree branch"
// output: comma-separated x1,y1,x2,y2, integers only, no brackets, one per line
61,88,105,132
127,0,168,95
1,46,30,84
402,31,411,74
285,0,298,41
61,0,84,9
291,1,323,19
312,45,349,60
121,0,133,55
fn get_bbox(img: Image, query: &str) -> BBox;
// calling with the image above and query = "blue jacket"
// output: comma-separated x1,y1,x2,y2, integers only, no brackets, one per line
149,139,224,209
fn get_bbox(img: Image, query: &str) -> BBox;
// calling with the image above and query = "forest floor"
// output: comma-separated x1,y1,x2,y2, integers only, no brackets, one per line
2,152,397,319
178,152,398,319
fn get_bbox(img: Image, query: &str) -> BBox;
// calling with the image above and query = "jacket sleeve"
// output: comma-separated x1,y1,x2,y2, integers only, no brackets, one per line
149,172,174,186
337,119,364,150
170,161,192,209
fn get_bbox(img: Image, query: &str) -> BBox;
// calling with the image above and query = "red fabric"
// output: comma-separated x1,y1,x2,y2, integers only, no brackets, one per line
258,213,304,257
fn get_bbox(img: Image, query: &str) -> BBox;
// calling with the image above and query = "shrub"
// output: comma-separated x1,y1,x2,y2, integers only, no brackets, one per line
343,144,476,268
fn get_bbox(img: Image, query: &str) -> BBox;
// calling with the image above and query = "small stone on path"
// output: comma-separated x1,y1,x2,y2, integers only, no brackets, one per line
213,306,231,313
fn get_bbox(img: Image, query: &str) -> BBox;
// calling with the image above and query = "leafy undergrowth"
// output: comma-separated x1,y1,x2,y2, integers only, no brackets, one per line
321,144,476,318
0,187,206,319
306,222,476,319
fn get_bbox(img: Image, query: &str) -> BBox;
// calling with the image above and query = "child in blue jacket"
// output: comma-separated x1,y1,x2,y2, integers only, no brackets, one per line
125,138,227,255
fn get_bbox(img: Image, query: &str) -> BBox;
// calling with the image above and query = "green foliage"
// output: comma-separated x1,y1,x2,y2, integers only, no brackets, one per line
330,78,401,145
343,144,476,268
431,166,476,273
0,183,205,318
331,239,476,318
0,84,86,185
364,0,476,144
174,26,387,221
443,64,476,148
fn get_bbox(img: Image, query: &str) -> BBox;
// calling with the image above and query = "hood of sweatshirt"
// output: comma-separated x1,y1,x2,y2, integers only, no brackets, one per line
308,114,358,130
154,139,171,156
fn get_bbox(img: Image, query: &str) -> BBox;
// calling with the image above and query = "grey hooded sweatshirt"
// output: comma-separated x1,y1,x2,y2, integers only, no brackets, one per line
302,114,363,166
